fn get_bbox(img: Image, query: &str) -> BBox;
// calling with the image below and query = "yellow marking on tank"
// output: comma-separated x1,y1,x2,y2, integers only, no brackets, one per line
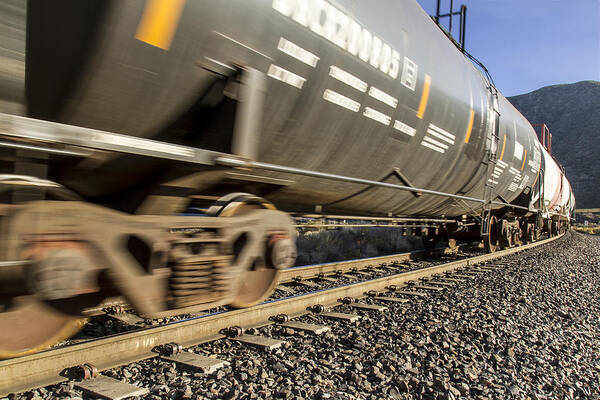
521,149,527,170
499,135,507,161
135,0,186,50
416,74,431,119
533,165,541,186
464,110,475,143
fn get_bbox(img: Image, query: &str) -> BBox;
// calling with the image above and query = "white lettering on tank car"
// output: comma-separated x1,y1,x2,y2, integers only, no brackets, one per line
277,37,320,67
379,43,392,74
273,0,403,80
492,163,506,179
421,140,445,153
427,124,456,144
393,120,416,136
423,136,449,150
518,175,530,190
267,64,306,88
368,86,398,108
400,57,418,91
323,89,361,112
421,123,455,153
329,66,368,92
513,141,524,160
530,147,541,173
363,107,391,125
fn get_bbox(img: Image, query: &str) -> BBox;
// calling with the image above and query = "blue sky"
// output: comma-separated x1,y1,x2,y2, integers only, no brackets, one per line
416,0,600,96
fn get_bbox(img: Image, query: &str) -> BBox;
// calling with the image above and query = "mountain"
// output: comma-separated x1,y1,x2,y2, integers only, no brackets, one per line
508,80,600,209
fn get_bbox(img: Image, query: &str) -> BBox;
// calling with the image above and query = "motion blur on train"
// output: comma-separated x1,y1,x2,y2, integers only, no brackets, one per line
0,0,573,358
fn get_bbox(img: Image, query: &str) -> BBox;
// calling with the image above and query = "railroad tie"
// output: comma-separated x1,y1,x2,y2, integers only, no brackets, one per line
279,321,330,335
231,334,286,351
471,266,497,272
320,311,361,322
76,375,149,400
295,280,319,288
161,352,229,374
412,284,444,291
395,290,428,297
350,303,388,312
485,265,506,270
371,296,410,304
426,280,455,287
106,312,145,326
275,285,295,294
434,277,466,283
368,268,387,274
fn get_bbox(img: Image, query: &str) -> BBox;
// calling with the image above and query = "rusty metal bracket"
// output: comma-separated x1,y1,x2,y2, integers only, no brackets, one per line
232,67,266,161
393,168,422,197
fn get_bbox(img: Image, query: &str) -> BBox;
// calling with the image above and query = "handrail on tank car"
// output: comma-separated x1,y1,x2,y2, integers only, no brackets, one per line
216,157,529,212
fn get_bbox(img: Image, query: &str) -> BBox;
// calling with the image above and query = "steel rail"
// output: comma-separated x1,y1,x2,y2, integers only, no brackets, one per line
294,224,439,228
81,247,453,317
0,234,563,396
293,214,457,223
278,247,454,284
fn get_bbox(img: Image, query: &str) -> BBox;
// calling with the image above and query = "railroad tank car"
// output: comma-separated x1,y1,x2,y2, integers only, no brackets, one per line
0,0,573,357
24,0,543,218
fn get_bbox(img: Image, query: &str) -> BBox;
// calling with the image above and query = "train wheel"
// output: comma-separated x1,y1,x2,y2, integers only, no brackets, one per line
0,296,86,359
499,220,511,250
207,193,283,308
484,216,500,253
545,219,552,237
526,224,535,243
447,238,458,253
0,177,87,358
512,229,522,247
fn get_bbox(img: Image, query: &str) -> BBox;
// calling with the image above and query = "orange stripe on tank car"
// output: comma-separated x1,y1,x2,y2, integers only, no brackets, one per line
499,135,506,160
416,74,431,119
521,149,527,170
532,164,541,186
464,110,475,143
135,0,186,50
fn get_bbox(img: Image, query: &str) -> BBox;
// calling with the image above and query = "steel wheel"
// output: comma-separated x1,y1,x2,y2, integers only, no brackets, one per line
447,238,458,252
0,178,87,358
208,193,282,308
484,216,499,253
527,225,535,243
0,296,86,359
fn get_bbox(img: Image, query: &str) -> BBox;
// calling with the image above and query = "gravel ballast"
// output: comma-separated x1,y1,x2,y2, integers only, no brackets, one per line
10,232,600,400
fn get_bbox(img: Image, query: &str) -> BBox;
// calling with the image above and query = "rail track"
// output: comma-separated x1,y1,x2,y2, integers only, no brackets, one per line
0,235,562,397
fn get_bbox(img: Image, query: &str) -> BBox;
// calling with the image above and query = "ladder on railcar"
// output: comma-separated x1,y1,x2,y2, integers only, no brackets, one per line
480,85,500,237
